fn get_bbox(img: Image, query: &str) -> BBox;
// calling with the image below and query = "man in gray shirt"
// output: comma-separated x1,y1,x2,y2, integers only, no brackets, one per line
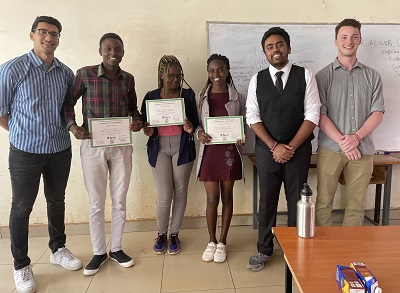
315,18,385,226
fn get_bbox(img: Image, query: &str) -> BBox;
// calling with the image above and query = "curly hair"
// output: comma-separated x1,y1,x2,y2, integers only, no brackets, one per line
335,18,361,38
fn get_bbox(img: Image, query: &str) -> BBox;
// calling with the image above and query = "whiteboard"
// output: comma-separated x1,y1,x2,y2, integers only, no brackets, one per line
208,22,400,153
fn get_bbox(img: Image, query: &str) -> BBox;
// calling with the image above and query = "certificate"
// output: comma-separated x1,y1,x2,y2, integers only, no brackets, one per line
88,117,132,148
146,98,186,127
204,116,245,144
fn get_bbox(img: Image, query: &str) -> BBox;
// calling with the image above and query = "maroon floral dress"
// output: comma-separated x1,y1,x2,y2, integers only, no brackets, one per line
199,92,242,181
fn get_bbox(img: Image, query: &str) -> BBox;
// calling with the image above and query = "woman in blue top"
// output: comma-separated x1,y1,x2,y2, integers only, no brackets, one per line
141,55,199,255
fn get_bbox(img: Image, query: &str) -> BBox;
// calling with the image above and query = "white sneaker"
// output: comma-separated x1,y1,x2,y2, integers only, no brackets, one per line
50,247,82,271
202,242,217,262
214,242,227,263
13,265,36,293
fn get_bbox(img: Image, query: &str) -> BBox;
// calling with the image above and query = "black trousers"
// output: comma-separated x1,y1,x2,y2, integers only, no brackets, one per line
9,144,71,270
255,141,311,255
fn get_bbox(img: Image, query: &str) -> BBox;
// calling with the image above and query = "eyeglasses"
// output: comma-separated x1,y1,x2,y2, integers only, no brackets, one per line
33,29,61,39
167,73,184,80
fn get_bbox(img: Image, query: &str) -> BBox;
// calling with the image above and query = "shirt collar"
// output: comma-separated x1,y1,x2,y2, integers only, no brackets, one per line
333,57,364,70
28,49,61,69
269,62,292,78
97,63,126,78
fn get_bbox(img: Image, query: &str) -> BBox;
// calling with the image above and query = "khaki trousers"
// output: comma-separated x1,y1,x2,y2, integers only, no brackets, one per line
316,147,373,226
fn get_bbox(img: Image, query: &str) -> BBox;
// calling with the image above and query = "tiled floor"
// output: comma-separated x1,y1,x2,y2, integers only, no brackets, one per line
1,211,399,293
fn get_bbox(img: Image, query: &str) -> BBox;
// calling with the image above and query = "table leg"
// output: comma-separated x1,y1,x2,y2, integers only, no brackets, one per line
374,184,382,224
253,164,258,229
285,262,293,293
382,165,393,226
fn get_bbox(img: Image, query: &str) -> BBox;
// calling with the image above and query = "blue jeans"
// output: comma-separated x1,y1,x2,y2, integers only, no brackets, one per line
9,144,72,270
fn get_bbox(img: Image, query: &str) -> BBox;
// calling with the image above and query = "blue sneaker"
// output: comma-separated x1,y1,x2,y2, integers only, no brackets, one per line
168,234,181,255
153,233,167,254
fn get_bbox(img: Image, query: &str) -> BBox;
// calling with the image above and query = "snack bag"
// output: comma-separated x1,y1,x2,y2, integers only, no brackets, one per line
350,262,382,293
336,265,365,293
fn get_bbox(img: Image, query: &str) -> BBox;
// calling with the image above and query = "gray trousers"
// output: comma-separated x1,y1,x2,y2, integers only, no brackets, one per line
152,135,194,234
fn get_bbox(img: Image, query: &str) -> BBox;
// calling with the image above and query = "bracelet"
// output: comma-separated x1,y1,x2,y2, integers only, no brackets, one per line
195,128,202,140
270,141,278,152
354,134,362,142
67,123,77,131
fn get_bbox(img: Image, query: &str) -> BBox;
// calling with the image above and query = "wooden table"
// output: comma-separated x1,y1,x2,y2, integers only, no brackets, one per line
249,154,400,228
273,226,400,293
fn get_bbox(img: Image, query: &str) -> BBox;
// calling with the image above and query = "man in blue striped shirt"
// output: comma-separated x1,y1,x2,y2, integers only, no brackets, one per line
0,16,82,293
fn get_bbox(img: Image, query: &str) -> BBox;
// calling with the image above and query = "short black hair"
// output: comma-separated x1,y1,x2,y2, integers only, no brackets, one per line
99,33,124,48
31,16,62,33
261,27,291,52
335,18,361,38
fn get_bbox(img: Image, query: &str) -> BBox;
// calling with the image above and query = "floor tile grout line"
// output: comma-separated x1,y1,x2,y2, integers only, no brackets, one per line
32,247,50,266
159,252,166,293
84,274,95,293
225,256,237,292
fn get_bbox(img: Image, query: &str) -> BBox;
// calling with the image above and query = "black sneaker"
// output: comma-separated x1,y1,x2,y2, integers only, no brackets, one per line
83,254,108,276
153,233,167,254
109,250,134,268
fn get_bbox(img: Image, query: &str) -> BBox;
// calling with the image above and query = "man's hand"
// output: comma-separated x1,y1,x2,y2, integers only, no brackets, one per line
344,148,362,160
272,144,294,163
69,124,91,139
339,134,359,153
130,118,143,132
0,114,9,131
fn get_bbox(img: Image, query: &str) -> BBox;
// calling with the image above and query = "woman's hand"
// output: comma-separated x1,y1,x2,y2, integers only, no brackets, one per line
198,129,212,144
236,138,245,146
143,122,154,137
183,118,193,134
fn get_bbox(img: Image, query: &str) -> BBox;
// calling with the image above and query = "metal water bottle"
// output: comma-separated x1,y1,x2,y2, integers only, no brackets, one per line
296,183,315,238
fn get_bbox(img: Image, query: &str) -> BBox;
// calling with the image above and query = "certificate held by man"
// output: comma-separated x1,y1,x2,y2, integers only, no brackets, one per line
88,117,133,148
204,116,245,144
146,98,186,127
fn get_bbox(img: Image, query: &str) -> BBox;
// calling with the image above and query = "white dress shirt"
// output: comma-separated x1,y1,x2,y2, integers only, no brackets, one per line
246,62,321,127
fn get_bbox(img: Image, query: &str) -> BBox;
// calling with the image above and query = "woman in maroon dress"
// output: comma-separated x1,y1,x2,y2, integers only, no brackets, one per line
195,54,246,263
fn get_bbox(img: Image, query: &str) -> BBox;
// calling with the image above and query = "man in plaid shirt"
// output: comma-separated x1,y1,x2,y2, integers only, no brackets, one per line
64,32,142,276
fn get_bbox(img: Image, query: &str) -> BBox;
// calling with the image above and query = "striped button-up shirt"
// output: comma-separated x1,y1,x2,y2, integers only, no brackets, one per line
64,64,139,131
0,50,73,154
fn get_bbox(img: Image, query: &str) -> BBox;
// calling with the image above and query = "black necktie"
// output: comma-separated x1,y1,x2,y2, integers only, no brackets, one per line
275,71,284,94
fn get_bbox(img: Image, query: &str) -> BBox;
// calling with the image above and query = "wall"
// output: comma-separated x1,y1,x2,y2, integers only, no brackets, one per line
1,0,400,226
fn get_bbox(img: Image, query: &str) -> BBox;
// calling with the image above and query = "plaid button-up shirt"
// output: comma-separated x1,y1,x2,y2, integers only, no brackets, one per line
64,64,139,131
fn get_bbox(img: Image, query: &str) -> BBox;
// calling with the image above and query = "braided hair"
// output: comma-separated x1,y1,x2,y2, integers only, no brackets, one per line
157,55,192,90
199,54,236,109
